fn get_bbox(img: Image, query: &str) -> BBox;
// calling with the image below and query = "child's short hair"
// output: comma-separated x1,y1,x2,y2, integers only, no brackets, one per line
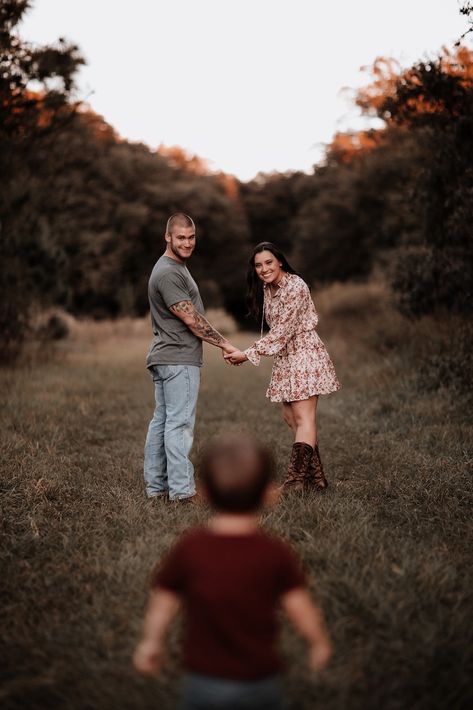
199,434,276,513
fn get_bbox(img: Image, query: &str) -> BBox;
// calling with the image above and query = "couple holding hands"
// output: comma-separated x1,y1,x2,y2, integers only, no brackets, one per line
143,212,340,502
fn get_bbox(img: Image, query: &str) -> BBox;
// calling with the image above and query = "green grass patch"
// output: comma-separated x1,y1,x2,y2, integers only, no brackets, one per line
1,285,472,709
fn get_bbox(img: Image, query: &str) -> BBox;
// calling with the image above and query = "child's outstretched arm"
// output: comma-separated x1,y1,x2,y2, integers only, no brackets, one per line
281,587,332,671
133,588,180,676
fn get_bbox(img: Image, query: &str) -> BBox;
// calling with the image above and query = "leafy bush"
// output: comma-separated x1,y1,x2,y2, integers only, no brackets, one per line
416,319,473,396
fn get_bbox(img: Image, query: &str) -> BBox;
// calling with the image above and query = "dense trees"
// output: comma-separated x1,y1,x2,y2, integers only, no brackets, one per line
241,45,473,318
1,0,84,359
1,0,472,363
384,50,473,316
12,107,251,319
0,1,251,364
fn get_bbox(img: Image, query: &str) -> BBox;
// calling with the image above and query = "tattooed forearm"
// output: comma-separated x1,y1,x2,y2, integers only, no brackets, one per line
191,311,225,345
170,300,226,347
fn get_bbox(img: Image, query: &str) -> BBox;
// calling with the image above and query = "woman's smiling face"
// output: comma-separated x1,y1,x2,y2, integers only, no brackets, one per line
253,250,284,285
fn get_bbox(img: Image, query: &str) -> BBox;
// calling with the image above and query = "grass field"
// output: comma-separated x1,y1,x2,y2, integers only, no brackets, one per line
1,281,472,710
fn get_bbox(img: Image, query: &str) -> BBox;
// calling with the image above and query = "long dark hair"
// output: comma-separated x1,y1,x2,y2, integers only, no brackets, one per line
246,242,304,324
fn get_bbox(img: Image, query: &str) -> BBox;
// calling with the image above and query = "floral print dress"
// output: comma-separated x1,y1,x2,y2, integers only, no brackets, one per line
244,273,340,403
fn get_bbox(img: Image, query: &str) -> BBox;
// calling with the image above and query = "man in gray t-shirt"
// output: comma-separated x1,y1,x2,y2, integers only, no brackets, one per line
146,255,205,368
144,213,237,501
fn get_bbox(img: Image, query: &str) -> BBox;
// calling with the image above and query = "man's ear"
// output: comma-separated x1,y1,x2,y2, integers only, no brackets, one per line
263,482,280,508
165,233,171,243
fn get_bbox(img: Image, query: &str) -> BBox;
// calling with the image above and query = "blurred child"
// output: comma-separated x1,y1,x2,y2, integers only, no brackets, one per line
133,434,332,709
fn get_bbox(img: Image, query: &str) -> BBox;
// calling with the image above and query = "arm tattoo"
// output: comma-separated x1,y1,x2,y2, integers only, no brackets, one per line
170,300,225,346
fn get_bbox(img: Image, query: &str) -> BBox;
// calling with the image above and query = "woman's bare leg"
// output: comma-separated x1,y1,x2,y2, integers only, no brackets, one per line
290,396,318,448
282,402,297,433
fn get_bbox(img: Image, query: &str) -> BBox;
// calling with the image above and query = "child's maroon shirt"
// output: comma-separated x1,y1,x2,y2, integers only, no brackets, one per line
151,526,306,681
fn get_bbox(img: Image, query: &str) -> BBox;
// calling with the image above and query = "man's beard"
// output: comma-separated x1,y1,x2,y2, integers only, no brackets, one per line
170,241,189,262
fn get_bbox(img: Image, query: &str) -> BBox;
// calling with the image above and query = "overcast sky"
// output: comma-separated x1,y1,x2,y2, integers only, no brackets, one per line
21,0,467,180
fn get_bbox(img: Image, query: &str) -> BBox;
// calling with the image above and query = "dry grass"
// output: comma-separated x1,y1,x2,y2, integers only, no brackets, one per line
32,307,238,345
1,280,472,710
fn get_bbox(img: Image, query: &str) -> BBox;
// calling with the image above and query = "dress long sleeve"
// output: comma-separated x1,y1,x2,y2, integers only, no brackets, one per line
243,272,339,401
245,278,317,366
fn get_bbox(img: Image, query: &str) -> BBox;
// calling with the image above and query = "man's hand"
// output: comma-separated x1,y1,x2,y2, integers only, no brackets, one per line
222,342,238,356
224,350,248,365
221,342,240,365
133,638,165,676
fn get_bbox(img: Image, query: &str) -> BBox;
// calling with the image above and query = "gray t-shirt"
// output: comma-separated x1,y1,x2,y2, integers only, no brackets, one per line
146,255,205,368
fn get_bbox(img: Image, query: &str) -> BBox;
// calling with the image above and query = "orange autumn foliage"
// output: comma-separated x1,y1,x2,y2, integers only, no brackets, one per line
327,46,473,164
326,130,384,165
355,46,473,120
157,144,209,175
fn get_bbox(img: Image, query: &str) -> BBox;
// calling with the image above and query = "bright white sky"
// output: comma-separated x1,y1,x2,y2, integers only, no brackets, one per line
21,0,467,180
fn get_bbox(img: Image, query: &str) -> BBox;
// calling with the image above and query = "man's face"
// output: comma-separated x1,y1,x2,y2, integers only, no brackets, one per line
166,226,196,262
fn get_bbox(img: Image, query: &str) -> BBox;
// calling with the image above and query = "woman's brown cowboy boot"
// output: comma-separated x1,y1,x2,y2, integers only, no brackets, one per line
282,442,314,491
305,443,328,491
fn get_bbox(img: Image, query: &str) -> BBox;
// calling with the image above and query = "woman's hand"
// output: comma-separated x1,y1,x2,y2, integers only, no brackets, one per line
224,350,248,365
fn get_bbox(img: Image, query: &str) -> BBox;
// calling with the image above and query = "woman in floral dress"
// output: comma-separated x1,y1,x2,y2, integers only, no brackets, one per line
225,242,340,492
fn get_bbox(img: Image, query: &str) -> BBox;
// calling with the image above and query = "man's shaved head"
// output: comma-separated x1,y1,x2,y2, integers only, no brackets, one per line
166,212,195,236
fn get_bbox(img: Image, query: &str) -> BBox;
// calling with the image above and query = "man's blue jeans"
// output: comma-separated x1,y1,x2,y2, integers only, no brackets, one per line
144,364,200,500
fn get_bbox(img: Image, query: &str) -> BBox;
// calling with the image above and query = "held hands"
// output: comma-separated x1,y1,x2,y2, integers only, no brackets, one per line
221,342,239,366
221,342,248,366
224,349,248,366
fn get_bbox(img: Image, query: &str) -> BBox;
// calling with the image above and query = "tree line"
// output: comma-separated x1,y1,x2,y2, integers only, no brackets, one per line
1,0,472,362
